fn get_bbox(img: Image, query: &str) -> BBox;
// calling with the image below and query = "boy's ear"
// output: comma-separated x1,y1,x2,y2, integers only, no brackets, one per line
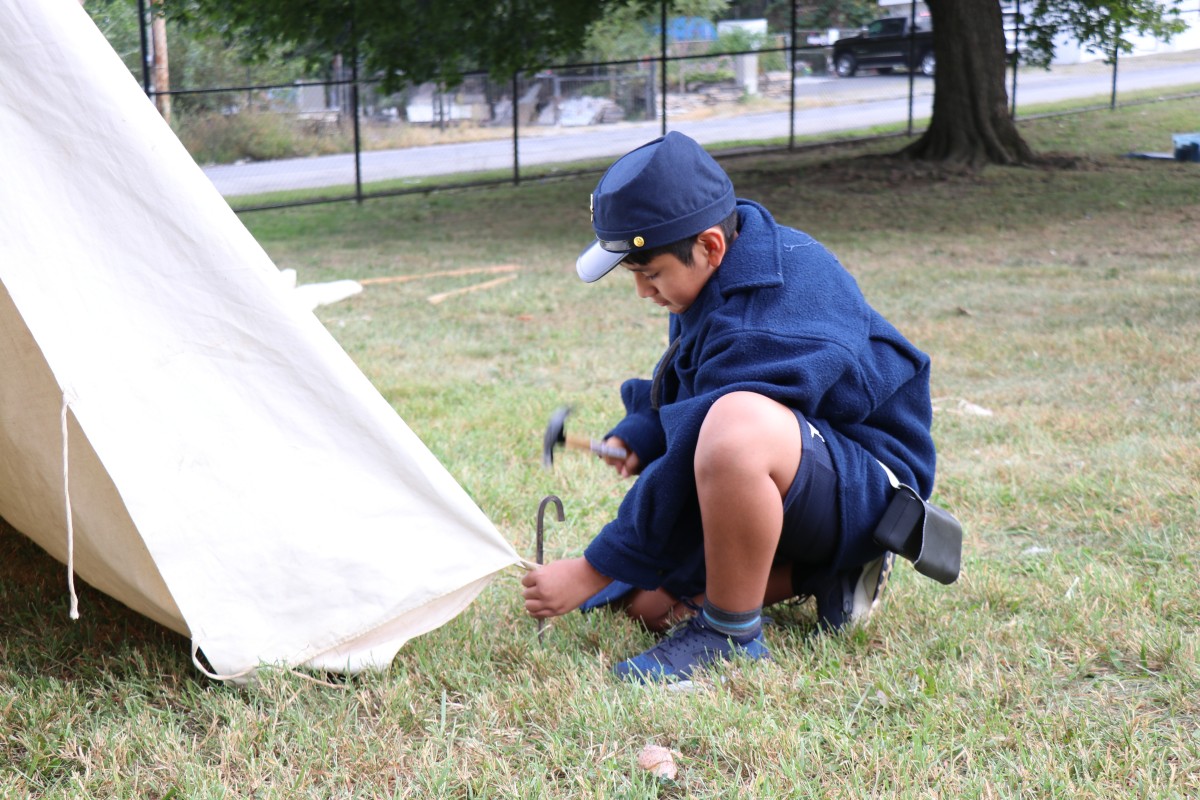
696,227,728,268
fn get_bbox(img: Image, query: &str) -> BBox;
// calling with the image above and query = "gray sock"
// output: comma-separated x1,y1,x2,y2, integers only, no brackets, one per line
701,599,762,643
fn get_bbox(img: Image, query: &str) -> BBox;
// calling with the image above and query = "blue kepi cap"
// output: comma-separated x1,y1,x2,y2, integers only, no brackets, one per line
576,131,735,283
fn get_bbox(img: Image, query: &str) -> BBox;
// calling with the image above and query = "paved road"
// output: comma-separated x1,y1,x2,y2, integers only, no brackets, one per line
204,56,1200,198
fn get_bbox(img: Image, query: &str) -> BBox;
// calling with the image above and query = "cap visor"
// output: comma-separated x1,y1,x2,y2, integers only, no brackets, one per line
576,240,627,283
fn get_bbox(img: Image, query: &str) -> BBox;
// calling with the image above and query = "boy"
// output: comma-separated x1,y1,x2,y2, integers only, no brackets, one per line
521,132,937,683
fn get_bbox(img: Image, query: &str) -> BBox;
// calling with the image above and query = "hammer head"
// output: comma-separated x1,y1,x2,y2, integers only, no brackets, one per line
542,406,571,468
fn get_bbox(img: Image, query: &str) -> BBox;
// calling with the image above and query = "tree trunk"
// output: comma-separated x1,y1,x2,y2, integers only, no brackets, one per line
903,0,1033,165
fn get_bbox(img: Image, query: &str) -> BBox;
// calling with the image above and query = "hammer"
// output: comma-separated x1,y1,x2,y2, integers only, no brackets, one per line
542,406,627,468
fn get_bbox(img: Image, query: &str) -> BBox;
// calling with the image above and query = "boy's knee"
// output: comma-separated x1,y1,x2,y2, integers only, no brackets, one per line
697,392,767,456
696,392,797,472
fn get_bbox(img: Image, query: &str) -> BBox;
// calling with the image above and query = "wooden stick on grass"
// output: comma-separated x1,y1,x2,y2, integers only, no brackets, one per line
427,274,518,305
360,264,520,286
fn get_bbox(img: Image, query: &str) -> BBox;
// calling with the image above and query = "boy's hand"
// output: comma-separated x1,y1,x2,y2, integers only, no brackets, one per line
602,436,641,477
522,557,612,618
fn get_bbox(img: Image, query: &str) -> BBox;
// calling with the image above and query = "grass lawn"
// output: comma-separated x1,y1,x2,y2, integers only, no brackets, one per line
2,98,1198,798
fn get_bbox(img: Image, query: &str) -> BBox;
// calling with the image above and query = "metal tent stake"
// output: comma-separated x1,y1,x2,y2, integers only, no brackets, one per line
535,494,564,643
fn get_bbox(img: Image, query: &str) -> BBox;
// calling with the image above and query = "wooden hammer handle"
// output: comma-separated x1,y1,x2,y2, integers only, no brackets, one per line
564,434,627,460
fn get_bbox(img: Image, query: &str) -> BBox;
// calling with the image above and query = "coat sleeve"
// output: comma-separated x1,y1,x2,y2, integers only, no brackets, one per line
606,378,667,466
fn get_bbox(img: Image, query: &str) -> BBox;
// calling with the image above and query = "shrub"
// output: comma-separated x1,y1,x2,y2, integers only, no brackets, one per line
173,110,305,164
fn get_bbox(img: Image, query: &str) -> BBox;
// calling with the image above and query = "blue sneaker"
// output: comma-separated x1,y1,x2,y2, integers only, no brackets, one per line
613,616,770,684
814,553,894,632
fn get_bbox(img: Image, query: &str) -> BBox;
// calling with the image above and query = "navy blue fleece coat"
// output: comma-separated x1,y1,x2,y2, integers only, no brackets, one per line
582,200,936,600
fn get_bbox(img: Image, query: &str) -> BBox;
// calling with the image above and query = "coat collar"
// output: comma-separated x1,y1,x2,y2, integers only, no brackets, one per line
713,199,784,297
676,199,786,330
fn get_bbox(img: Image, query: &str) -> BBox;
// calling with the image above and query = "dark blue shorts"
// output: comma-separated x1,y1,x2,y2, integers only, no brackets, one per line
777,410,840,566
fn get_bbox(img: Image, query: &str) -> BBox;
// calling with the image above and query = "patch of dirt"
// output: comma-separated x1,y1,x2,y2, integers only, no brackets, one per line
804,153,981,188
1026,152,1107,171
802,150,1107,188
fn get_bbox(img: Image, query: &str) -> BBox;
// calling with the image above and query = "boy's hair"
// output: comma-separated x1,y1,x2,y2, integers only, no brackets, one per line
624,210,739,267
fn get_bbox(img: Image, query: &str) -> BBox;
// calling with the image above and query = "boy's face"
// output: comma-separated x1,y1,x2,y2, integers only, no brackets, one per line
621,231,725,314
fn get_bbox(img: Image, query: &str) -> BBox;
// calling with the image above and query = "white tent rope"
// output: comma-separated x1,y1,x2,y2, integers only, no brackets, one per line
190,642,257,682
190,642,348,689
61,394,80,620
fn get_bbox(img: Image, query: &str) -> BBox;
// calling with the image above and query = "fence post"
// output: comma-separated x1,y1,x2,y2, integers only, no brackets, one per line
906,0,916,135
136,0,151,96
1110,40,1120,110
351,55,363,204
788,0,796,150
647,60,656,120
1010,0,1021,118
513,72,521,186
660,0,668,136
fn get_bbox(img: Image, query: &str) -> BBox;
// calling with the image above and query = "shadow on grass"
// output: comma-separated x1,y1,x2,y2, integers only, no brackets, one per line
0,517,195,684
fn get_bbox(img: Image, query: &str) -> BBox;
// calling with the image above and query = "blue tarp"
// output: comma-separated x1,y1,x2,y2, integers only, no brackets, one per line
646,16,719,42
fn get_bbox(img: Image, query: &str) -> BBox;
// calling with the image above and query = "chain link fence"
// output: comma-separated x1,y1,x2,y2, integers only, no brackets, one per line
128,1,1200,212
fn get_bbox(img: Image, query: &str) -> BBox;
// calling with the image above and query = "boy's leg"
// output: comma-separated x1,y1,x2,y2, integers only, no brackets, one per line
616,395,891,662
694,392,803,614
623,563,791,632
622,588,699,632
765,562,801,606
613,392,800,682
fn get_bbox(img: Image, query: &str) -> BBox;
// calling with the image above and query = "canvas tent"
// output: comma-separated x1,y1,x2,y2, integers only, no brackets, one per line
0,0,521,678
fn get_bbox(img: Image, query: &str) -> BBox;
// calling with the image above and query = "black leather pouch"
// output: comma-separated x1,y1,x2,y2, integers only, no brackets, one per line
872,484,962,585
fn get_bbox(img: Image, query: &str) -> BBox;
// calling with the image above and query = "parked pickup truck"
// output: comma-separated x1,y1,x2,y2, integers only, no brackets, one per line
832,17,935,78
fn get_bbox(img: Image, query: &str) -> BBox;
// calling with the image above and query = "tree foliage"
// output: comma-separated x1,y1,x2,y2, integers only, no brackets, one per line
796,0,879,30
169,0,634,89
86,0,304,101
711,1,877,32
1019,0,1189,68
86,0,145,75
583,0,730,63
